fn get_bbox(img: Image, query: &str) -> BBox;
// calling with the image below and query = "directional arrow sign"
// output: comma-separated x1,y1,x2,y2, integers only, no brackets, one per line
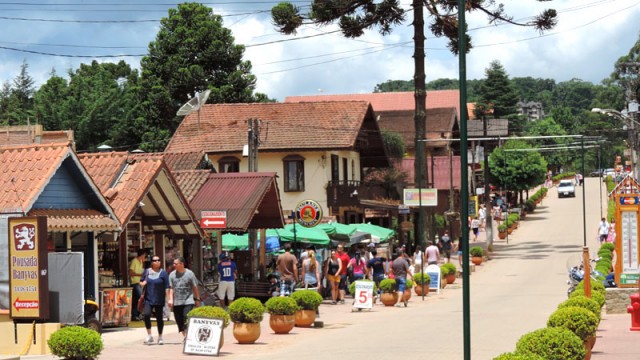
13,298,39,312
200,210,227,229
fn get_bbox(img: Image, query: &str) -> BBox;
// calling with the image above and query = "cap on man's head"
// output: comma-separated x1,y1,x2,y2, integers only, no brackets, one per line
219,252,228,260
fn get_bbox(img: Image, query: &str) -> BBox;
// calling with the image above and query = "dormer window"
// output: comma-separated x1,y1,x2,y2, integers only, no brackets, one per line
283,154,305,192
218,156,240,173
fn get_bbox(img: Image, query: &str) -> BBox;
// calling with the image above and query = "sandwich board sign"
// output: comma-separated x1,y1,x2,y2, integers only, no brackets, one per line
352,280,374,310
183,317,224,356
426,264,441,295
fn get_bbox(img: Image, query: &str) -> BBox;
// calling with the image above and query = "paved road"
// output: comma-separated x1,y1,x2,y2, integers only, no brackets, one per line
25,177,614,360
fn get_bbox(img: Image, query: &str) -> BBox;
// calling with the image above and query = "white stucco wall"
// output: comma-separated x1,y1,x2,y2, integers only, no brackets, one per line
209,150,361,214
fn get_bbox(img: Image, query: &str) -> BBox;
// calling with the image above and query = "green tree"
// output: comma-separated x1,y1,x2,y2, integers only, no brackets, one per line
550,79,596,116
489,140,547,203
610,33,640,102
524,117,569,172
374,80,414,92
478,60,519,119
511,76,556,104
33,69,69,131
138,2,266,151
381,130,405,160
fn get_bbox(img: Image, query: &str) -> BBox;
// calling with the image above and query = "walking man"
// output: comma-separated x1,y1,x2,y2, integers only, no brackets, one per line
168,257,200,338
276,243,298,296
217,252,237,307
336,244,351,304
597,217,609,245
392,251,413,307
129,248,147,321
425,241,440,265
440,231,452,263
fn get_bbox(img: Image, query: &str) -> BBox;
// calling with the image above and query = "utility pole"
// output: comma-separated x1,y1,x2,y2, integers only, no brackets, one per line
247,118,260,279
483,114,494,246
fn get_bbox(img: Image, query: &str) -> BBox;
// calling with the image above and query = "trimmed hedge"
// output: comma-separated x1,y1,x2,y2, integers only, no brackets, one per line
570,287,606,308
379,278,397,293
265,296,299,315
558,296,601,323
547,306,598,341
440,263,457,276
186,306,230,328
290,289,323,310
515,327,585,360
228,297,265,323
413,272,431,285
493,353,544,360
47,326,103,360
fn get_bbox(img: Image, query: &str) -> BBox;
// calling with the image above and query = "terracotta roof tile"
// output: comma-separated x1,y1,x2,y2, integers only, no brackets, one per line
163,151,206,171
190,172,285,231
285,90,462,117
28,209,119,231
399,157,461,190
378,107,458,150
172,170,211,202
165,102,372,154
0,143,71,213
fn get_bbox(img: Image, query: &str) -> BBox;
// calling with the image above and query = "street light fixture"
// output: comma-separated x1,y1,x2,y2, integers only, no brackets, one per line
592,108,639,178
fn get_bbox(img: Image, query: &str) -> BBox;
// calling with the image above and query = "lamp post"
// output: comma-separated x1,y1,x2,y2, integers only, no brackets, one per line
592,107,640,178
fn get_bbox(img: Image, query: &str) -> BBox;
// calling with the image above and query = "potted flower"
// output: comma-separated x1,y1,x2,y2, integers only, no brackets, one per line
227,297,265,344
470,246,484,265
290,290,323,327
403,279,414,301
413,272,431,296
440,263,457,284
265,296,299,334
378,278,398,306
186,306,230,348
547,306,599,357
498,223,508,239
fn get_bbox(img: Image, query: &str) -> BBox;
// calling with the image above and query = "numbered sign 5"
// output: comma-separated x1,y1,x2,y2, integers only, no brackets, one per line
353,281,374,309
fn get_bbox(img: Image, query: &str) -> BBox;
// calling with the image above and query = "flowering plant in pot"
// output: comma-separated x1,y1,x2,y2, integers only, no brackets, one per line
228,297,265,344
265,296,299,334
290,290,323,327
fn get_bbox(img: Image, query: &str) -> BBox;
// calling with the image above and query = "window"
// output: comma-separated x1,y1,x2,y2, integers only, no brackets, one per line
283,154,305,192
331,154,339,182
218,156,240,173
342,157,348,182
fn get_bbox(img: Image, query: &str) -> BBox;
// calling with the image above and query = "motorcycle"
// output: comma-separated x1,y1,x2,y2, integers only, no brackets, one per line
566,255,616,297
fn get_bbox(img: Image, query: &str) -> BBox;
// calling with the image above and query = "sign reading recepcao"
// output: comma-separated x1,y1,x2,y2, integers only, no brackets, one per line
403,189,437,207
8,216,49,320
352,280,374,310
183,316,224,356
295,199,323,228
200,210,227,229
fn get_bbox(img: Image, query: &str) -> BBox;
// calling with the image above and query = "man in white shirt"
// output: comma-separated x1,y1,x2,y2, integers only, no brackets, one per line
598,218,609,245
425,241,440,265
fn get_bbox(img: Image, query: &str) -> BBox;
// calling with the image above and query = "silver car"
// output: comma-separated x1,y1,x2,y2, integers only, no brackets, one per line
558,179,576,198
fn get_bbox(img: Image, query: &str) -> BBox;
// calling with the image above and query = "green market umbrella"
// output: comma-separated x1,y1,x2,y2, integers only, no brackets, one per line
276,224,331,245
221,233,249,251
350,223,395,243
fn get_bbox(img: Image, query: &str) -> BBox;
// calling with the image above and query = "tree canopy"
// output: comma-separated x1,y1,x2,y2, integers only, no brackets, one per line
489,140,547,192
477,60,520,119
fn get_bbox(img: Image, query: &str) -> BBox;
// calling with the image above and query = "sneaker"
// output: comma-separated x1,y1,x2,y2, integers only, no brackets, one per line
144,335,154,344
404,300,408,307
157,336,164,345
394,304,404,308
339,299,345,304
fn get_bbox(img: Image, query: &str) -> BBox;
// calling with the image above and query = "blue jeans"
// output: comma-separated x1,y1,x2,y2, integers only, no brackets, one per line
131,283,142,319
396,277,407,293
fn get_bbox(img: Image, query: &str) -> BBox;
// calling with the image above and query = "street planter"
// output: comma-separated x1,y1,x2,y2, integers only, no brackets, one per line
294,310,316,327
228,297,264,344
379,278,399,306
290,290,322,327
265,296,298,334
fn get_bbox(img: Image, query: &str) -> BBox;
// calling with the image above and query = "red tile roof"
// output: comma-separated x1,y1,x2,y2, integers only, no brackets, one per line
0,125,74,147
29,209,119,231
190,172,285,231
172,170,211,202
285,90,462,117
399,156,462,190
163,151,206,171
377,107,458,150
166,102,372,153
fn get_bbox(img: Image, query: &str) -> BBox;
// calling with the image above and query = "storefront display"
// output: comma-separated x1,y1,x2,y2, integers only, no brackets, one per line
100,288,132,327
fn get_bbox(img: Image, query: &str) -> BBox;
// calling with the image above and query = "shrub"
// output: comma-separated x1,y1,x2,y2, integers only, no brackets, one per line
570,287,605,308
515,327,585,360
265,296,299,315
379,278,397,293
524,200,536,212
547,306,598,341
440,263,457,276
405,279,414,289
498,223,508,233
470,246,484,257
575,278,606,297
186,305,230,328
413,272,431,285
558,296,601,323
290,289,323,310
348,279,377,295
600,243,615,252
493,353,544,360
228,297,265,323
48,326,103,360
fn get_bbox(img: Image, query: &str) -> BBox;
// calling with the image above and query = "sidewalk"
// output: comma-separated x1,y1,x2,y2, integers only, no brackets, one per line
592,311,640,359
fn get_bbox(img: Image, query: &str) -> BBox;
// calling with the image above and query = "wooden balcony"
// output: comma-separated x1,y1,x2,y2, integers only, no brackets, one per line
326,180,390,208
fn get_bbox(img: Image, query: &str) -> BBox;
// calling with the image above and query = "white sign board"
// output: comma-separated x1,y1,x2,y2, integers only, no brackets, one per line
426,264,441,295
353,280,374,310
183,317,224,356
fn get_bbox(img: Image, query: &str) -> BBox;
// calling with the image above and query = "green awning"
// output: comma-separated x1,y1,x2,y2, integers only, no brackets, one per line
350,223,395,242
276,224,331,245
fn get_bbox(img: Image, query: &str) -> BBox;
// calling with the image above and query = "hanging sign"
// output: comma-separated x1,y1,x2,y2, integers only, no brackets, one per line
9,216,49,320
295,199,323,228
352,280,374,310
403,189,437,206
200,211,227,229
426,264,441,295
183,316,224,356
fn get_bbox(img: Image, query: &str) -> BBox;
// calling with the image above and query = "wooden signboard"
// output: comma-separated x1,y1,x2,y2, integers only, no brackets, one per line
183,316,224,356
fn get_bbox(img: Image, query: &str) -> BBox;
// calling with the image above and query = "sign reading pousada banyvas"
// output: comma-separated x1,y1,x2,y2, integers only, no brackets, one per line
9,216,49,320
295,199,323,228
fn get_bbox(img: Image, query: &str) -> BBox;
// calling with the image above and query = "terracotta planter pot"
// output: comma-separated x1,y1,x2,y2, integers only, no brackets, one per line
232,322,261,344
414,284,429,296
507,227,514,235
294,309,316,327
380,292,398,306
498,231,507,239
587,335,596,349
403,289,412,301
269,314,295,334
471,256,483,266
445,274,456,284
583,340,592,360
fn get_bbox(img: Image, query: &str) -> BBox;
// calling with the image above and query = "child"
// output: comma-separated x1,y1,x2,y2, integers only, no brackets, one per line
267,274,280,297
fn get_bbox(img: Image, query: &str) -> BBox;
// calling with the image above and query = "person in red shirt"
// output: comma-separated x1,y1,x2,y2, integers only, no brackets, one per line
336,244,350,304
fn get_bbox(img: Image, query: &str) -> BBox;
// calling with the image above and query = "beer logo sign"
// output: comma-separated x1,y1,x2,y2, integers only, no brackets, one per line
13,223,36,251
295,199,323,228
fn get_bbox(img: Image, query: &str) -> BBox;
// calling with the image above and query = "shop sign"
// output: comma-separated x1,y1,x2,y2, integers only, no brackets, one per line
200,210,227,229
403,189,437,207
620,273,640,285
295,199,323,228
183,316,224,356
426,264,441,295
353,280,374,310
620,197,640,205
9,216,49,320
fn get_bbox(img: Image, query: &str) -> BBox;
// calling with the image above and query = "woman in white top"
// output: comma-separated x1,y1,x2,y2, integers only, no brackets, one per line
413,246,425,274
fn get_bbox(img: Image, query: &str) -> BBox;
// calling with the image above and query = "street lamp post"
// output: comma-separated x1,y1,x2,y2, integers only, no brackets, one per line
592,107,640,178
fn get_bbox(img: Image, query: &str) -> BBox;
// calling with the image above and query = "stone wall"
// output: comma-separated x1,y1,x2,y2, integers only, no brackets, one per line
605,288,639,314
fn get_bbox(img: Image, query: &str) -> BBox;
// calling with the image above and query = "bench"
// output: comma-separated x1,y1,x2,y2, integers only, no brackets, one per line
236,281,271,300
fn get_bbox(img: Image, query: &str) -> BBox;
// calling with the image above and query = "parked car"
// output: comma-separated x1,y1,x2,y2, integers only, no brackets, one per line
589,169,604,177
604,168,616,177
558,180,576,198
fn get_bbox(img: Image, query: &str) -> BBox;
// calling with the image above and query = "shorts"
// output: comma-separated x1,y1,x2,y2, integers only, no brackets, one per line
280,279,295,296
472,228,479,236
217,281,235,301
373,274,385,288
339,274,348,290
396,277,407,293
326,274,339,283
443,249,451,259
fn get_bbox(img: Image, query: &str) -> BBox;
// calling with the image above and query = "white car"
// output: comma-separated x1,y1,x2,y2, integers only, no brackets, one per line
558,180,576,198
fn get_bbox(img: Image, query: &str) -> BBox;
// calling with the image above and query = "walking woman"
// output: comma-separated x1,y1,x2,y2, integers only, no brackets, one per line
324,250,342,304
348,252,368,281
140,255,170,345
301,249,321,291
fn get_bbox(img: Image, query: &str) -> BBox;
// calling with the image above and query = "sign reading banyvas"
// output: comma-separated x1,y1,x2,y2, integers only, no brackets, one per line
295,199,323,228
9,216,49,319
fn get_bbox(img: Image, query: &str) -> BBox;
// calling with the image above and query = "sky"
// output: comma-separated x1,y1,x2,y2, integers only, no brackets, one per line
0,1,639,102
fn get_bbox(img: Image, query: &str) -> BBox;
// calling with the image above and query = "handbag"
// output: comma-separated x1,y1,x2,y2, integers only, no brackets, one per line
137,285,146,313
